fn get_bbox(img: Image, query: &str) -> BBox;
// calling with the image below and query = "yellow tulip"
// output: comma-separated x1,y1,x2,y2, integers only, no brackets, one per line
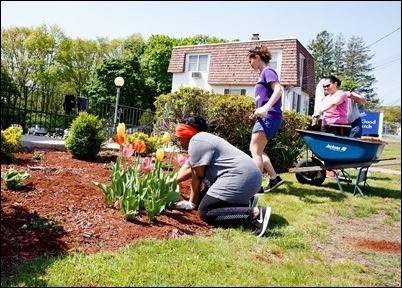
162,132,171,144
116,123,126,136
156,148,164,161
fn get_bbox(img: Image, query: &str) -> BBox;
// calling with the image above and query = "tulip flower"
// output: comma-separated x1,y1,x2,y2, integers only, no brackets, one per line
116,123,126,137
115,134,126,146
94,132,182,222
122,143,134,158
133,140,146,154
156,148,164,161
141,157,155,172
162,132,171,144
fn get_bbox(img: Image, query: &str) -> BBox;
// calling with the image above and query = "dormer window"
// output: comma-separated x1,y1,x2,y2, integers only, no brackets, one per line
188,54,209,72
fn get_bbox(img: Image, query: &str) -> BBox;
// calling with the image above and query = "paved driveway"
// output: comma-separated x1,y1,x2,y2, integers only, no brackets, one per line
20,134,119,151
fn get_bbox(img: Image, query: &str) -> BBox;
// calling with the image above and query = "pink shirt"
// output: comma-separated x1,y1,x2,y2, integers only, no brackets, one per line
322,91,348,125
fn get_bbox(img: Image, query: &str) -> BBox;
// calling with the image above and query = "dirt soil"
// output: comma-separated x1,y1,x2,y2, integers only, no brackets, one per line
1,149,401,277
1,149,210,272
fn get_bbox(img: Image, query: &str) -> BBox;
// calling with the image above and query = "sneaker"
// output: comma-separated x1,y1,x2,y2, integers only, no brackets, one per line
249,195,259,208
252,206,271,237
264,176,284,192
256,186,264,194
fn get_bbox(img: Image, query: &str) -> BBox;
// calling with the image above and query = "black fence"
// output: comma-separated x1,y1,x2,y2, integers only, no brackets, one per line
1,85,154,139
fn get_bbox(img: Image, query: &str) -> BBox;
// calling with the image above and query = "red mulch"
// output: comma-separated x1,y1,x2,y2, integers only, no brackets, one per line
1,150,210,272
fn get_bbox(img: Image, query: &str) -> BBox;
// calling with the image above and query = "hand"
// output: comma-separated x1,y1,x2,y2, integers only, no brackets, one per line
173,200,196,210
254,106,270,118
312,111,321,119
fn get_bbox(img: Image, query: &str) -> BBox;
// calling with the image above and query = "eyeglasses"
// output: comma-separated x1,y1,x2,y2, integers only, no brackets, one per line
323,83,332,89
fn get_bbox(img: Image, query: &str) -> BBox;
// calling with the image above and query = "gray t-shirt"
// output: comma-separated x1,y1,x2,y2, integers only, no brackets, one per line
347,98,361,123
188,132,262,204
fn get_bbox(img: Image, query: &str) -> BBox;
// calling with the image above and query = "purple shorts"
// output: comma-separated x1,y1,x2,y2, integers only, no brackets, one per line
252,117,282,140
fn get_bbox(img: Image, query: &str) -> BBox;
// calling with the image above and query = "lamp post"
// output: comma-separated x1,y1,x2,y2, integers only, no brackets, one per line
113,76,125,133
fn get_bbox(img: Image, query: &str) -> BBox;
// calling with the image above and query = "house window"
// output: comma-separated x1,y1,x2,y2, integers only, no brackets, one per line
188,55,208,72
224,89,246,95
291,92,303,113
269,51,280,71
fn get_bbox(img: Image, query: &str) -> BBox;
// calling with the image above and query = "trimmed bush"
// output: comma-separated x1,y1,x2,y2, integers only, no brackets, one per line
1,127,22,164
65,112,106,160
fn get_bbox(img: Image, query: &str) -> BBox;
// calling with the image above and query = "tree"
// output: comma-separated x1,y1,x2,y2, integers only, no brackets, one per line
140,34,176,103
56,37,104,96
308,31,334,83
1,64,19,107
382,105,401,123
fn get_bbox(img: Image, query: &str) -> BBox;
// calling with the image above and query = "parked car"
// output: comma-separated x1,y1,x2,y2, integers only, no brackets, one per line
28,124,47,136
63,128,70,139
126,125,153,135
48,127,64,138
126,126,139,134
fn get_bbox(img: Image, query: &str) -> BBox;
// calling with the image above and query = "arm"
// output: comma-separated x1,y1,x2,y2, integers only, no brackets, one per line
176,163,192,183
173,164,205,210
346,91,366,105
189,165,206,205
313,92,346,117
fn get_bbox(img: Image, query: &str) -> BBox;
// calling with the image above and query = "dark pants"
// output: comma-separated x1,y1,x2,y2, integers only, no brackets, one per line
321,125,351,136
197,194,253,227
349,117,363,138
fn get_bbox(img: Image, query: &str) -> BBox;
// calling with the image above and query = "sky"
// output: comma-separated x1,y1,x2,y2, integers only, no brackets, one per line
2,1,401,106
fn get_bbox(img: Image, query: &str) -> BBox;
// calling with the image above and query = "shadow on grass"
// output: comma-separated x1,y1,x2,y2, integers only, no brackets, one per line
283,172,400,200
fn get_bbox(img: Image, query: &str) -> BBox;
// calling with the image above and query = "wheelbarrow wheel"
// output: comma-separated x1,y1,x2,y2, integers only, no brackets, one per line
295,158,326,186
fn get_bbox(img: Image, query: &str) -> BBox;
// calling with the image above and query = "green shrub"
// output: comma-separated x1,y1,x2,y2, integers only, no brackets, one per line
139,109,155,126
153,87,312,171
127,132,160,155
1,127,23,164
205,94,255,153
153,86,214,143
65,111,106,160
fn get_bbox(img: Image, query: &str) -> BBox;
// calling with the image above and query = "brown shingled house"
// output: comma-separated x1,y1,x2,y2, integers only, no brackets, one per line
167,35,315,115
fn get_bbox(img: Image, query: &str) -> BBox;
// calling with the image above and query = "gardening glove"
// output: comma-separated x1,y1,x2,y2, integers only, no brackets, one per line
173,200,196,210
254,104,271,118
312,111,321,119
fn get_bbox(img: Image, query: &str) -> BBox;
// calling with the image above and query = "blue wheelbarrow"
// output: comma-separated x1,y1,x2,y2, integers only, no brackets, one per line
289,129,390,196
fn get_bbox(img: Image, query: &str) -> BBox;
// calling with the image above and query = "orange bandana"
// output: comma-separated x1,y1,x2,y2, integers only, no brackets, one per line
175,123,199,139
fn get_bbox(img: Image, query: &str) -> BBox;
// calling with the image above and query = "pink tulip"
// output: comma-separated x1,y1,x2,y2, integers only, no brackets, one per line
177,154,188,166
114,198,121,209
171,228,181,238
141,157,155,172
122,143,134,158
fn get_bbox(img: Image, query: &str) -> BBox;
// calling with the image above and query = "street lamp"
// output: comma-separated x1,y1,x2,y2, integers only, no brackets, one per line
113,76,125,133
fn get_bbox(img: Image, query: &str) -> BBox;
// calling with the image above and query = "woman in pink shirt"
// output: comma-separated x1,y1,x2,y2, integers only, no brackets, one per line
313,75,349,136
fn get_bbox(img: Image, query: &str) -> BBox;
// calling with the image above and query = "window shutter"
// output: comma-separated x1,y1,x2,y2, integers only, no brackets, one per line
224,89,229,95
241,89,246,95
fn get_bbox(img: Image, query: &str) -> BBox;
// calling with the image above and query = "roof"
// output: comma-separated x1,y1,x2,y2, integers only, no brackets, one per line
168,38,316,95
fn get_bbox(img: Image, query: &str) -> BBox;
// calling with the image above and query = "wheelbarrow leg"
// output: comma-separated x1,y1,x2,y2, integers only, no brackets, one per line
333,171,344,193
353,167,371,197
331,169,351,193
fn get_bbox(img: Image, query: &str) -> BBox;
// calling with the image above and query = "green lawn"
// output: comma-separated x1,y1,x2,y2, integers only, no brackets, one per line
2,139,400,287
